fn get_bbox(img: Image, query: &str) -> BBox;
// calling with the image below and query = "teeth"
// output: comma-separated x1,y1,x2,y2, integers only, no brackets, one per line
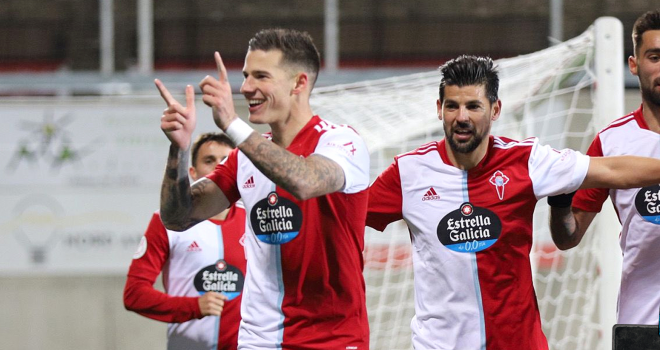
248,99,264,106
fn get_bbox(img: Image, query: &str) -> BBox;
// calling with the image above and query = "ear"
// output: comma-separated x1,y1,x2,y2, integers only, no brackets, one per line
491,99,502,121
292,72,309,95
188,166,197,182
628,55,638,76
436,99,443,121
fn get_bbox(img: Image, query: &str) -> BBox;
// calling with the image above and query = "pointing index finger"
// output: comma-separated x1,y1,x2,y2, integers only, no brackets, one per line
155,79,176,106
215,52,228,82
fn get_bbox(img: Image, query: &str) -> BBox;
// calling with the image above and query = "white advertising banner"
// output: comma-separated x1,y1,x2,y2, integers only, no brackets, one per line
0,96,223,275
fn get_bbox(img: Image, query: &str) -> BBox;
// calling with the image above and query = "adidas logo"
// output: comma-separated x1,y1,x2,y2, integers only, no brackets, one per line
243,176,255,189
186,241,202,252
422,187,441,201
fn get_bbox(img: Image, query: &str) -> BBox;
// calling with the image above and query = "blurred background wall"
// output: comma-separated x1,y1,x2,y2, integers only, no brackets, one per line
0,0,654,72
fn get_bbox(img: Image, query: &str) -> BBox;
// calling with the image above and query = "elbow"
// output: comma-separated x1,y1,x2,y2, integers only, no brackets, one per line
291,189,314,201
287,184,318,201
555,241,578,251
160,215,192,232
551,234,582,251
123,287,136,312
162,222,188,232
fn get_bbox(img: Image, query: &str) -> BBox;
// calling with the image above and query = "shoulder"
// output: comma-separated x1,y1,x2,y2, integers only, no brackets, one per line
492,136,537,150
312,116,362,137
598,111,641,136
396,141,439,160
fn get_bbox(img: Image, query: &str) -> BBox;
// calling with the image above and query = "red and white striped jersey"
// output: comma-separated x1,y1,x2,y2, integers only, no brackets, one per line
124,204,247,350
207,116,371,350
367,136,590,350
573,105,660,325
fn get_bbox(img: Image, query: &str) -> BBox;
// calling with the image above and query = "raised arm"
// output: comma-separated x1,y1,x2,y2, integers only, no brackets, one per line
237,134,345,200
198,52,347,200
156,80,230,231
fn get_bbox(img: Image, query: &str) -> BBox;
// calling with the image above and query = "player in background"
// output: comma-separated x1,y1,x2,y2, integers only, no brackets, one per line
366,54,660,350
124,132,246,350
155,28,370,349
548,9,660,325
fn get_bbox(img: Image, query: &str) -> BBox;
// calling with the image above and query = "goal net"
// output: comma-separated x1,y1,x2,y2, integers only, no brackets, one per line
311,18,623,350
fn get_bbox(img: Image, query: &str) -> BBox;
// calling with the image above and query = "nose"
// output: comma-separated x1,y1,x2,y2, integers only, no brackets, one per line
240,76,253,95
457,106,470,122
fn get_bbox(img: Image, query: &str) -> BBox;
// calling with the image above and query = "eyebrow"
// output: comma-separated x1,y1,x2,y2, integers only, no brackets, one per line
643,48,660,55
444,98,484,105
243,69,270,76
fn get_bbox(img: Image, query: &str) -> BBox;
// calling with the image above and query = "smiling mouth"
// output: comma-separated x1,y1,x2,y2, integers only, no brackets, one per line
248,99,265,108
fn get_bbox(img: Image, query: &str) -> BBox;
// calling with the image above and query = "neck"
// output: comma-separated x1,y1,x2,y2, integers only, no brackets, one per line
642,100,660,133
270,103,314,148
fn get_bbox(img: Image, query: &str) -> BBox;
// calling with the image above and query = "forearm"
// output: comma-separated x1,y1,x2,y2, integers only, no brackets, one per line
583,156,660,189
124,276,201,323
238,132,345,200
549,207,581,250
160,144,198,231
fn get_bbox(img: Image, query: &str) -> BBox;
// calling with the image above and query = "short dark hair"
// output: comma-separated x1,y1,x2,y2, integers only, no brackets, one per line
191,132,235,166
248,28,321,85
438,55,499,104
632,10,660,56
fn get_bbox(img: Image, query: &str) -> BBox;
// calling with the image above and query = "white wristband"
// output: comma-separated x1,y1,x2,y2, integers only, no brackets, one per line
225,118,254,145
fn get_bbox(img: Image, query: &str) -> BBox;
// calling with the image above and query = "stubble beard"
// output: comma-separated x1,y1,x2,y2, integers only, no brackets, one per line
640,78,660,107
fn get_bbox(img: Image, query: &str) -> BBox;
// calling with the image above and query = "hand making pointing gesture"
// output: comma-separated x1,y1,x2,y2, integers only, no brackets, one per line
155,80,196,150
199,51,238,131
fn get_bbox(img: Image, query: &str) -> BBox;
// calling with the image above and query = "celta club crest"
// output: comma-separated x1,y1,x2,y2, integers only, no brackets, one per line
489,170,509,200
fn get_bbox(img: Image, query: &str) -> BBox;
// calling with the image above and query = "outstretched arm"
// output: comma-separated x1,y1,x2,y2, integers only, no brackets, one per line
156,80,230,231
198,52,347,200
581,155,660,189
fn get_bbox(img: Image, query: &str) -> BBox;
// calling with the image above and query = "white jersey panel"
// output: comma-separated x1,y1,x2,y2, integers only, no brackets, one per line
397,149,484,350
235,150,284,348
597,117,660,324
165,221,222,350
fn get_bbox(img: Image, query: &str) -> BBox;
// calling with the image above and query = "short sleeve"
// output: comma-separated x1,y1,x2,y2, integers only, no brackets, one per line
366,160,404,231
313,126,370,194
206,148,241,204
528,138,591,199
572,134,609,212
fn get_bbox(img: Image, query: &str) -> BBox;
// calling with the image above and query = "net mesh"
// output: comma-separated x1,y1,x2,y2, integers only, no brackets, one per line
311,24,606,350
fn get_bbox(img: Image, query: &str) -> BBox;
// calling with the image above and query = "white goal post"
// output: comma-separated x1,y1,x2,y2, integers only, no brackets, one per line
311,17,624,350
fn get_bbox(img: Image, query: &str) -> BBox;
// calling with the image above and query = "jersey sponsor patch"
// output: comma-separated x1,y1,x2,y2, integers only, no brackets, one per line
194,259,245,301
635,185,660,224
249,191,303,244
437,202,502,253
132,236,147,259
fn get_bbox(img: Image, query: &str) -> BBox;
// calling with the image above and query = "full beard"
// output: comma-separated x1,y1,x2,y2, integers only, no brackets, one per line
445,122,486,154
